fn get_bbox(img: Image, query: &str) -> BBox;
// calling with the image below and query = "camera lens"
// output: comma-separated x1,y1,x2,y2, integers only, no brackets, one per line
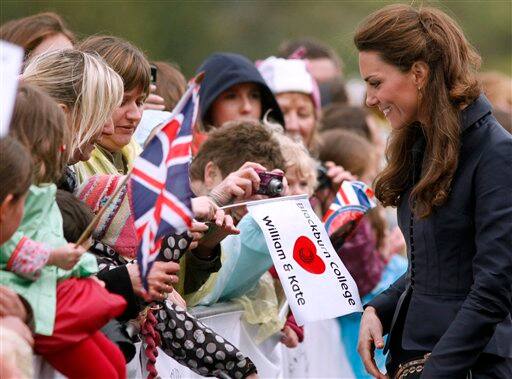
267,178,284,196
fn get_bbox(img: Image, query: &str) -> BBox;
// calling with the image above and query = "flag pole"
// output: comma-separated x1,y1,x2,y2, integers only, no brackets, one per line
220,194,308,211
75,72,205,248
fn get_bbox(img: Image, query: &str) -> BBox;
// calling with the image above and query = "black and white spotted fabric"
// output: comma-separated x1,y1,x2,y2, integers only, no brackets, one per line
157,231,191,263
156,301,257,378
92,233,258,378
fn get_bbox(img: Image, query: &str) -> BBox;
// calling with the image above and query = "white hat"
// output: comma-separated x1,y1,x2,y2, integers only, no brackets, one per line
257,56,321,111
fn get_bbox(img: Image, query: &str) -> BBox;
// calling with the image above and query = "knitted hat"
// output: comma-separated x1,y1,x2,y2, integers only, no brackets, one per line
257,56,321,113
75,174,138,259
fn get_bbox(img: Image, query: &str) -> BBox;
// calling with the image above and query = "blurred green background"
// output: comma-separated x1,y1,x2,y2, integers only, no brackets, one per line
1,1,511,79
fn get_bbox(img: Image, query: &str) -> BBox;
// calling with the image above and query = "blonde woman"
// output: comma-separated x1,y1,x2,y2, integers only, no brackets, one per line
23,49,123,169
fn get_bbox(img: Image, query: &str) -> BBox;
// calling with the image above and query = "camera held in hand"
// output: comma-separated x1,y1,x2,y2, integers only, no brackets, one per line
316,164,332,190
255,171,284,197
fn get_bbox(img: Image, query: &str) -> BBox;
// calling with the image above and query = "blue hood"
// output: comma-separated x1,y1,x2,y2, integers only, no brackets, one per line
196,52,285,128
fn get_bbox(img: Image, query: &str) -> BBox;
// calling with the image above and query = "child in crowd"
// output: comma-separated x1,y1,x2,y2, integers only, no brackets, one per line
320,129,386,294
319,128,407,377
1,84,127,379
0,137,35,379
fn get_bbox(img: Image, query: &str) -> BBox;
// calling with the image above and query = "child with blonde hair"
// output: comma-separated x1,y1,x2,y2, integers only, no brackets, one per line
1,83,127,379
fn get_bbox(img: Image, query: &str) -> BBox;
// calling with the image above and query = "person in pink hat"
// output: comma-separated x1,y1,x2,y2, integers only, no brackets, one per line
258,56,321,152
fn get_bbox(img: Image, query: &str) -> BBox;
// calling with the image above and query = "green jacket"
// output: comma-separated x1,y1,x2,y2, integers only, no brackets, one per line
0,184,97,335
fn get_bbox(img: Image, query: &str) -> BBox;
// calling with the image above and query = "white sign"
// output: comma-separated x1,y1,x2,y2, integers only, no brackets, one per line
248,195,362,325
0,40,24,137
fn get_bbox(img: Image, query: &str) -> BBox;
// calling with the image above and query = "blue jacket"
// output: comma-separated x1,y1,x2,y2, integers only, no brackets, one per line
368,95,512,377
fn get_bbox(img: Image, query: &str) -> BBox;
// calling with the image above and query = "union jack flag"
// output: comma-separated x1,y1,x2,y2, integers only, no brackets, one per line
130,80,200,289
323,181,377,245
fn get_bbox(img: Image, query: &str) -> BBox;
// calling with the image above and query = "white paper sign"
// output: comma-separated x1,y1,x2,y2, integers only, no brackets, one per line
0,40,24,137
248,195,362,326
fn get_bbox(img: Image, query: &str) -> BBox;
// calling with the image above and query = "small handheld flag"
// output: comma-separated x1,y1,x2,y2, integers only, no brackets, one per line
131,76,202,289
323,181,377,249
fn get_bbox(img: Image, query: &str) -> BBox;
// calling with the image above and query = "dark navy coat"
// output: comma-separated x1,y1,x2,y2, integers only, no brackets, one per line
368,95,512,377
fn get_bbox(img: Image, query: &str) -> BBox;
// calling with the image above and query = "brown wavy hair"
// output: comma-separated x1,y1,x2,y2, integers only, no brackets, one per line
0,12,75,61
354,4,481,218
78,35,151,100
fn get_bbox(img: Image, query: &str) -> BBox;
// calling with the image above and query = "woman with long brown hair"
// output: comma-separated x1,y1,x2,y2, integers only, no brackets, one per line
354,4,512,378
0,12,74,61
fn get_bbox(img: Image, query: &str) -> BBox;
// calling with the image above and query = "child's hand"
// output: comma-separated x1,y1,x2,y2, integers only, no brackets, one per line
281,325,299,348
47,243,85,270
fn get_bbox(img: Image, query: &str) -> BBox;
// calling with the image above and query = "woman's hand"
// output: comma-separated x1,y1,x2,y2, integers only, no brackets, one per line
146,261,180,301
357,306,388,379
208,162,266,206
127,261,180,301
47,243,85,270
143,84,165,111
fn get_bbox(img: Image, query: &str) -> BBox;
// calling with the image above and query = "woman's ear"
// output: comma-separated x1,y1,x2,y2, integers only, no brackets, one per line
204,161,222,189
411,61,429,89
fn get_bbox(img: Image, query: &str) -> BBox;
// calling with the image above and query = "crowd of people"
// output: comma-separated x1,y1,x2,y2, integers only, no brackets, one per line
0,4,511,379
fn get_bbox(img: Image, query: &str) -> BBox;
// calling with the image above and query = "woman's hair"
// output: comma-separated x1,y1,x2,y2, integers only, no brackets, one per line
78,35,151,99
152,61,187,111
9,83,69,184
0,12,75,61
0,136,33,203
23,49,123,157
354,4,481,218
190,119,285,181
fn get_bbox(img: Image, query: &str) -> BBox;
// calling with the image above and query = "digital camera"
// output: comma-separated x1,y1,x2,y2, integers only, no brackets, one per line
255,171,284,197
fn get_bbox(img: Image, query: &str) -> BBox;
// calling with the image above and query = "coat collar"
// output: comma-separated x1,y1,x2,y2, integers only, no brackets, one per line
460,94,492,133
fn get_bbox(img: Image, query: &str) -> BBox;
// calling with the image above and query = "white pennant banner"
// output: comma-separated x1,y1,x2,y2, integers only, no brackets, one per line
247,195,362,326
